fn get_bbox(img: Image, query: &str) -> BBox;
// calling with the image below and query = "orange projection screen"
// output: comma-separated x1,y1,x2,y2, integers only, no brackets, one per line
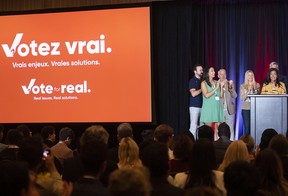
0,7,151,123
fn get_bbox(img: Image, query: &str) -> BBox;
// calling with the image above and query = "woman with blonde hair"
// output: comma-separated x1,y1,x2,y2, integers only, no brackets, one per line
240,70,260,135
218,140,250,172
118,137,142,169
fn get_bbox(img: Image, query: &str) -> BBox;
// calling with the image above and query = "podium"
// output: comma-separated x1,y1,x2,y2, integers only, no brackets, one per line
249,94,288,145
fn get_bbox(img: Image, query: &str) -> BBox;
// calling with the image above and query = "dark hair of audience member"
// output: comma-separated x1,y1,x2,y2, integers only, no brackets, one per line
117,123,133,140
80,141,108,176
182,130,195,143
5,129,24,146
141,142,169,178
186,186,220,196
185,138,217,190
141,129,154,141
18,135,44,171
172,134,194,161
0,160,31,196
109,167,151,196
139,139,156,161
154,124,173,143
16,124,31,138
218,123,230,138
254,149,288,194
224,160,260,196
197,125,214,141
40,126,55,140
259,128,277,151
0,124,4,141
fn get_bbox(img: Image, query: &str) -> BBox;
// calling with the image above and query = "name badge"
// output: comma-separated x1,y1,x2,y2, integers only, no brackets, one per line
215,96,220,101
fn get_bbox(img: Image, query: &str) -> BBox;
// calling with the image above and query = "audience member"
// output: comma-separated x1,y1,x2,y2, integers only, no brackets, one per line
0,124,7,152
16,124,32,138
51,127,75,166
189,64,204,138
200,66,225,140
257,128,278,153
71,141,109,196
142,142,185,196
174,139,226,195
224,160,260,196
197,125,214,141
118,137,142,169
218,69,237,140
18,135,63,196
240,70,260,135
169,134,193,176
269,134,288,181
213,122,232,167
0,129,24,161
154,124,175,160
218,140,249,172
186,186,221,196
40,125,56,148
108,167,151,196
0,160,39,196
182,130,195,143
141,129,154,141
254,149,288,195
240,134,256,162
107,123,133,163
63,125,117,187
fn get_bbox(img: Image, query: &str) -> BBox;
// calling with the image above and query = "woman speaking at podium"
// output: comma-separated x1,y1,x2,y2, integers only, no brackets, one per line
261,68,286,94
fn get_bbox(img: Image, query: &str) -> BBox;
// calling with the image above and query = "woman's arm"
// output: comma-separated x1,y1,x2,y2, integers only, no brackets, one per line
201,81,218,98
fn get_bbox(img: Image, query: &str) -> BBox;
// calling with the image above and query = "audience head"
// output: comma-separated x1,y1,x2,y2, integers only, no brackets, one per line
254,149,285,193
80,141,107,177
40,126,56,142
269,61,279,69
0,124,4,142
108,167,151,196
197,125,214,141
218,140,249,172
218,123,231,139
18,135,44,171
80,125,109,146
142,142,169,178
16,124,32,138
59,127,74,145
182,130,195,143
0,160,38,196
172,133,194,161
154,124,174,145
117,123,133,141
259,128,278,151
5,129,24,146
269,134,288,157
141,129,154,141
224,160,260,196
118,137,141,168
240,134,255,154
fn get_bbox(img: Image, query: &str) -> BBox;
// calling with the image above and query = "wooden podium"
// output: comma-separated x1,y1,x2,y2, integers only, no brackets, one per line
249,94,288,145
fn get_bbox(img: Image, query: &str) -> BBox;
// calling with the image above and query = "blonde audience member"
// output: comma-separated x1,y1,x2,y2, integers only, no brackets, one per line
240,134,256,162
118,137,142,169
240,70,260,135
218,140,249,172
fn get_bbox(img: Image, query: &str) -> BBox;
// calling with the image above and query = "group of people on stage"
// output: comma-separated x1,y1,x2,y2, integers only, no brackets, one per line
189,62,287,140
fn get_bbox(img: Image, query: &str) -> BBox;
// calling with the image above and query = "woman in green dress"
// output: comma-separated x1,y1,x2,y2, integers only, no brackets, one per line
200,66,225,140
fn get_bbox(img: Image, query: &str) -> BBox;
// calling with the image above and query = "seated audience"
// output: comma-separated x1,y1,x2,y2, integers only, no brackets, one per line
213,122,232,167
240,134,256,162
16,124,32,138
256,128,278,154
174,139,226,195
224,160,260,196
254,149,288,195
154,124,175,160
186,186,221,196
197,125,214,141
71,141,109,196
141,129,154,141
51,127,75,166
169,134,193,176
0,160,39,196
107,123,133,164
108,167,151,196
118,137,142,169
0,124,7,152
142,142,185,196
269,134,288,181
41,125,56,148
218,140,249,172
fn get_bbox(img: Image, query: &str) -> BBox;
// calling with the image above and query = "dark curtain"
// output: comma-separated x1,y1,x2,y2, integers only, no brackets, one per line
152,1,288,137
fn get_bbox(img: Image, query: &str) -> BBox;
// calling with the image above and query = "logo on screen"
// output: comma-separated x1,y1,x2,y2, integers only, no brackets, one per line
2,33,112,57
21,79,91,95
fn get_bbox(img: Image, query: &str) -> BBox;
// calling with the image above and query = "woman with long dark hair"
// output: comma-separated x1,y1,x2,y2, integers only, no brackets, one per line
261,68,286,94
